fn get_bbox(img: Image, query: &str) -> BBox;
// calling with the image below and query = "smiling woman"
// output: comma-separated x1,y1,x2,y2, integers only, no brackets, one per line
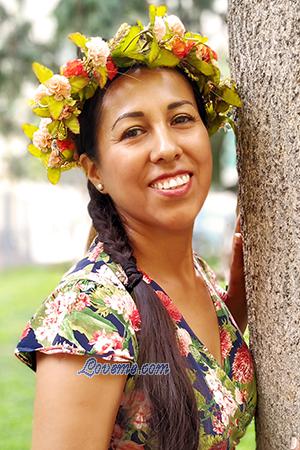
15,4,257,450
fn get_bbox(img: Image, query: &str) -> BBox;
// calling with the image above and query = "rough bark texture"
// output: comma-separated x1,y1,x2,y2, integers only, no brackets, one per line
227,1,300,449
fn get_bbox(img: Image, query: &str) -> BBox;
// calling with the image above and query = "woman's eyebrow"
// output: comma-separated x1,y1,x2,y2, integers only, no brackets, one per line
111,100,195,131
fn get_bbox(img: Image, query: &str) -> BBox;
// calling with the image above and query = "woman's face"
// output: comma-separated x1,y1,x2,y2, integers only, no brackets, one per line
84,67,212,233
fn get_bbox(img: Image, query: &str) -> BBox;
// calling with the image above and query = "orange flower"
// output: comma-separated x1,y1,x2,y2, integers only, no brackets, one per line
62,59,89,78
196,44,218,62
171,37,194,59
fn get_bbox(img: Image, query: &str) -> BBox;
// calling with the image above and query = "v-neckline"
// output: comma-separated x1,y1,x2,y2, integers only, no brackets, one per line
141,253,225,371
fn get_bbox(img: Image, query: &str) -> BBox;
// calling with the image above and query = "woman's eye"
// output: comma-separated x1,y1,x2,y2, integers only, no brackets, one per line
121,127,144,140
172,114,195,125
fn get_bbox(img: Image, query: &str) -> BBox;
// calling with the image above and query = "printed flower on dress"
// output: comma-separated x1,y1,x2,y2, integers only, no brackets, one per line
155,290,182,322
176,327,192,356
232,342,254,384
210,441,228,450
88,241,105,262
205,368,238,428
89,329,131,360
220,326,232,360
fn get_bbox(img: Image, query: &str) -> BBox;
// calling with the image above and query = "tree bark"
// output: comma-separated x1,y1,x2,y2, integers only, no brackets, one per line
227,1,300,449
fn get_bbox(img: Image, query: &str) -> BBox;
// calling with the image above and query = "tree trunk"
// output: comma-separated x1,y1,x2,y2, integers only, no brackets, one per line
227,1,300,449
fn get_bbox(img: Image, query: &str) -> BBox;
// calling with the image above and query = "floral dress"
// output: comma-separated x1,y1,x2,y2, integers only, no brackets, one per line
14,236,257,450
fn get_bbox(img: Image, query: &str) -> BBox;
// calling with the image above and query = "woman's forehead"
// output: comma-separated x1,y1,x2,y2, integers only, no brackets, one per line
101,67,196,117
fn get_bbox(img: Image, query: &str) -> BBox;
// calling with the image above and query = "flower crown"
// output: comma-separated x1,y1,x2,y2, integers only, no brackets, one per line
22,4,242,185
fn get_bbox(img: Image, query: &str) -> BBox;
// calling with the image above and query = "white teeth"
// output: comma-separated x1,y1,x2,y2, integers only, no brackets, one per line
151,174,191,190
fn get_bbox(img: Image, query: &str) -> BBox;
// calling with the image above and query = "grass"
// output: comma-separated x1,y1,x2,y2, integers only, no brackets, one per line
0,262,255,449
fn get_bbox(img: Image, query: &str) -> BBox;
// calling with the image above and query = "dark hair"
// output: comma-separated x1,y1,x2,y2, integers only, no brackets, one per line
75,66,208,449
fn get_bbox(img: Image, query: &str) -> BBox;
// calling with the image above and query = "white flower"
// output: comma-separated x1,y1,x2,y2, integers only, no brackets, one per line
45,74,71,101
153,16,166,41
86,37,110,67
33,84,50,103
166,14,185,36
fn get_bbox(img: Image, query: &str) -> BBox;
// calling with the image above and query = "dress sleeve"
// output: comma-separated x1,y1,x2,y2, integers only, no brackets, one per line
14,263,140,372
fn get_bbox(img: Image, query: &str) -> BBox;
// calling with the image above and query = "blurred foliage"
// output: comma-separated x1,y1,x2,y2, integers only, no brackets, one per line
0,0,228,183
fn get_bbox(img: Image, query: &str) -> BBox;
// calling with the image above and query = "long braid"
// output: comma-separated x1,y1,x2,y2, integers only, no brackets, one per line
87,180,200,449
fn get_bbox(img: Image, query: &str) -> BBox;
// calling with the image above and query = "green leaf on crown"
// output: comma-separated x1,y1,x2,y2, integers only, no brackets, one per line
32,107,51,118
47,167,61,184
95,66,108,89
32,62,54,84
27,144,42,158
68,32,88,50
149,4,167,26
148,39,160,63
218,85,242,107
185,32,208,44
47,97,64,120
57,122,67,140
207,115,225,136
149,48,179,67
22,123,38,140
65,115,80,134
47,120,59,136
117,25,143,54
69,76,89,94
188,55,215,76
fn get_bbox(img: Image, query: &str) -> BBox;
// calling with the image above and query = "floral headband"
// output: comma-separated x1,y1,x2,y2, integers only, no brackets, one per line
22,4,242,184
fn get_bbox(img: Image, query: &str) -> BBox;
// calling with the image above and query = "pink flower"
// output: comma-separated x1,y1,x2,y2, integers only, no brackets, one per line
166,14,185,36
74,292,91,311
155,290,182,322
212,415,226,434
176,327,192,356
45,74,71,101
153,16,166,41
89,329,124,355
89,241,104,262
48,149,62,168
129,308,141,332
232,342,254,384
86,37,110,67
33,84,50,103
33,118,52,151
220,327,232,360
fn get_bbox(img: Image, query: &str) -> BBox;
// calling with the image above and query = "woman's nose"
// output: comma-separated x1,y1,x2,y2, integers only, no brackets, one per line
149,126,183,163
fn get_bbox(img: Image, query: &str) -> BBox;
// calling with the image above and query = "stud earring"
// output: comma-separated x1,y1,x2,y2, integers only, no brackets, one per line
96,183,104,192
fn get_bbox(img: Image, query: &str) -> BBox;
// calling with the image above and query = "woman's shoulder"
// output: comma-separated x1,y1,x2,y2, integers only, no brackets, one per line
14,237,140,372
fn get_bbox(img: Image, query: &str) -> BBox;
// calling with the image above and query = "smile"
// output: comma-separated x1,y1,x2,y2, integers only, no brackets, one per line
150,173,192,197
150,173,191,190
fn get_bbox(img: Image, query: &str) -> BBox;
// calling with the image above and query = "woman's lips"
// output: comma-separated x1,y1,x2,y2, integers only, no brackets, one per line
149,174,193,198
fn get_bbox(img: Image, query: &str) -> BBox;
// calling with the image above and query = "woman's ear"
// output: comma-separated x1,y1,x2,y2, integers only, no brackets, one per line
79,153,105,190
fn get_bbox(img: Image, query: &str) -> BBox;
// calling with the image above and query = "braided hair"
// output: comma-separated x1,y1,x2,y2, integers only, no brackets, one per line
76,66,208,449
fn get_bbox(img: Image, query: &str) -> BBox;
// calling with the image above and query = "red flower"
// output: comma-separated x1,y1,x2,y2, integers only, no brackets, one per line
56,139,76,153
62,59,89,78
171,37,195,59
220,326,232,359
106,56,118,80
155,290,182,322
232,342,255,384
129,308,141,332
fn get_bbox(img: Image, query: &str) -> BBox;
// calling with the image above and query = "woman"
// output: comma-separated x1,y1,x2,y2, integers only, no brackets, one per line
15,6,257,450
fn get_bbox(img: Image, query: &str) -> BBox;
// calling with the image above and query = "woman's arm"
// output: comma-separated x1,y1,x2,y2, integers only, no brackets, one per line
32,352,128,450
